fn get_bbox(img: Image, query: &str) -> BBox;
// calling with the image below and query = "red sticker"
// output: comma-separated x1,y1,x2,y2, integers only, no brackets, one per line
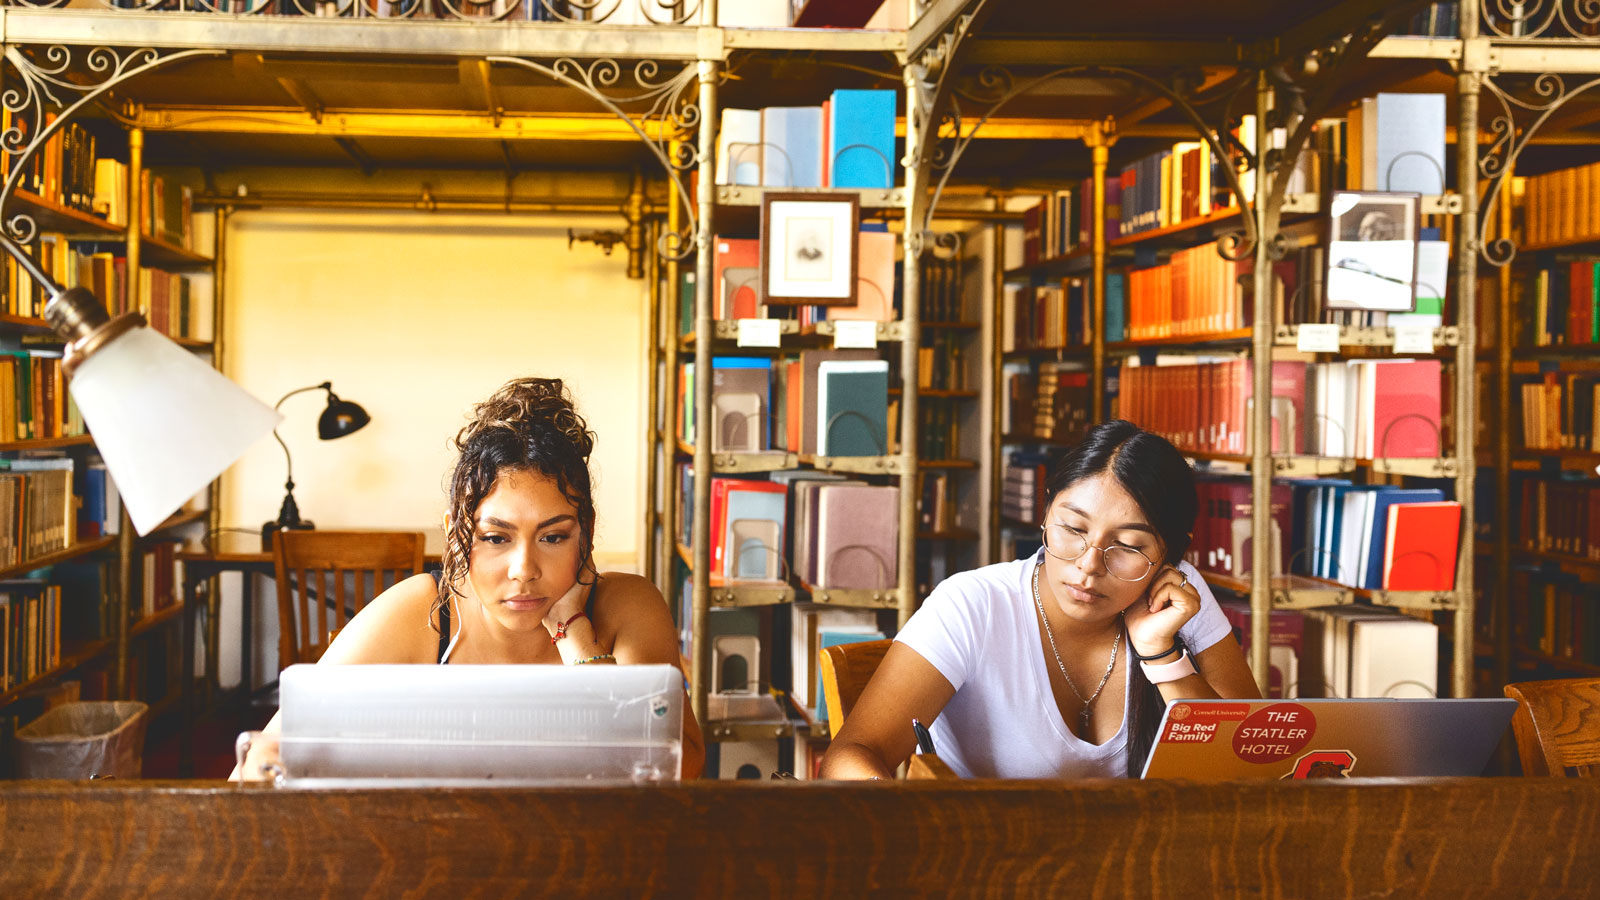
1284,750,1358,779
1231,703,1316,764
1160,703,1250,744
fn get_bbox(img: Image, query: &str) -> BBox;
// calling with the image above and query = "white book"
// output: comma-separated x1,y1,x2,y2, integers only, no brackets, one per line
1350,617,1439,698
716,109,762,186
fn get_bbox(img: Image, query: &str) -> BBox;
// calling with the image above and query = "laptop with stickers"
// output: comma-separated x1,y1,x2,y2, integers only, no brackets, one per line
1140,698,1517,780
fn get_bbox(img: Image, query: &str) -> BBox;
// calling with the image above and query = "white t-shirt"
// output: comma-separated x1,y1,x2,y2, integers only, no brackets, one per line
895,551,1232,779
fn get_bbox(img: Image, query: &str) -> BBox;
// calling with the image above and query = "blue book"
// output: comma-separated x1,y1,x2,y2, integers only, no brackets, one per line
1363,488,1445,589
1105,271,1127,343
723,487,786,580
761,106,824,189
828,89,896,189
1374,93,1446,194
816,361,889,456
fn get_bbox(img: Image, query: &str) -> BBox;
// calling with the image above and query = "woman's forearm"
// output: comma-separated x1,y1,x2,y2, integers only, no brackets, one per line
818,740,895,780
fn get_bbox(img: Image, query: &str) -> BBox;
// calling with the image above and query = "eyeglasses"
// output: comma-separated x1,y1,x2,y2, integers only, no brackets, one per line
1040,523,1156,582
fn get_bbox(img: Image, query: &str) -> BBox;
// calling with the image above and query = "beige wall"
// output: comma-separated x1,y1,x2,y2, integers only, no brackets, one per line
218,208,649,572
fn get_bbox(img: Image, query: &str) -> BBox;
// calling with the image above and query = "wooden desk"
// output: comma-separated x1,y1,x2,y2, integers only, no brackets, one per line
176,531,443,773
1,779,1595,898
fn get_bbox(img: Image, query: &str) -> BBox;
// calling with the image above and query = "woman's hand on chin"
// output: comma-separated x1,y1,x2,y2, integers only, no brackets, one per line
1124,565,1199,659
542,575,592,637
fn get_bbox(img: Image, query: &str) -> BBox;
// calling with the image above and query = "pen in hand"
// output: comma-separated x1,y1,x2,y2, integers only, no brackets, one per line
912,719,935,755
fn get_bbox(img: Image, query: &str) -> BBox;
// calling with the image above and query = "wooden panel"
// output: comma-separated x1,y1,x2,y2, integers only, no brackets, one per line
0,780,1597,898
1505,677,1600,777
820,638,892,737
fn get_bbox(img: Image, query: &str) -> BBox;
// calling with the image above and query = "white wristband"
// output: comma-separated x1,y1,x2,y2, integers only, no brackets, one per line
1141,649,1196,684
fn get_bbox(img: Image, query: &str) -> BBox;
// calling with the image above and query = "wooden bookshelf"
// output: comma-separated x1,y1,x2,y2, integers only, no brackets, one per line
1517,646,1600,677
140,232,213,270
917,527,978,541
10,189,124,238
920,321,982,331
0,536,116,581
1002,346,1091,360
890,388,977,398
917,458,978,470
1105,329,1253,352
0,434,94,452
0,314,59,334
0,638,113,709
130,601,185,638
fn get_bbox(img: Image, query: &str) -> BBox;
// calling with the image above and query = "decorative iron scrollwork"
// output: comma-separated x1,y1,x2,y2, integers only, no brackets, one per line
4,0,702,23
488,56,699,259
1480,0,1600,40
1,44,225,245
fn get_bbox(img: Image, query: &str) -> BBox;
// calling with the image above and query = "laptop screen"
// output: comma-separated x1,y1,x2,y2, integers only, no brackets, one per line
1140,698,1516,780
278,663,684,787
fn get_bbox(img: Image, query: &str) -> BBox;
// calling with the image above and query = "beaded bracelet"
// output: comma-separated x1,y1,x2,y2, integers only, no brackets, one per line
572,653,616,665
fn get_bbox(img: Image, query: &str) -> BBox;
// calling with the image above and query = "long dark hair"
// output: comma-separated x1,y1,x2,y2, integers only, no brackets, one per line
435,377,598,629
1043,419,1197,777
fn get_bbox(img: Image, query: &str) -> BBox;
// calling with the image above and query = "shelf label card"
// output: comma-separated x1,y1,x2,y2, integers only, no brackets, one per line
1295,323,1340,353
737,318,781,348
1392,323,1435,355
833,320,878,350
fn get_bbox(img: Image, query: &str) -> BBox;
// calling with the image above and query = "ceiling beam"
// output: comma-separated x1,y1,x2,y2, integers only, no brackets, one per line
331,136,378,175
459,59,504,127
964,38,1243,68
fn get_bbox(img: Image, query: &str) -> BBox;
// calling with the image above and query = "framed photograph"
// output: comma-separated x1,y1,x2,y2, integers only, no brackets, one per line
760,191,860,306
1324,190,1420,312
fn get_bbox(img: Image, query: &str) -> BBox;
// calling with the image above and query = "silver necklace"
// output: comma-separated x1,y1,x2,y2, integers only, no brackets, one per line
1032,562,1121,731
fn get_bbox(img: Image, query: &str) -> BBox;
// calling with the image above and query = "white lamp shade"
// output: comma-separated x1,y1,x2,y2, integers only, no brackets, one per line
68,326,282,535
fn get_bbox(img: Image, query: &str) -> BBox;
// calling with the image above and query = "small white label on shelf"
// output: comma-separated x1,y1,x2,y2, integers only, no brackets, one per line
1392,323,1435,355
1295,323,1341,353
737,318,781,348
833,320,878,349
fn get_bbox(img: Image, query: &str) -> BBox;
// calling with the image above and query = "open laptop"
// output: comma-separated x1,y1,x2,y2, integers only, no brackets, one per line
1140,698,1517,780
274,663,683,787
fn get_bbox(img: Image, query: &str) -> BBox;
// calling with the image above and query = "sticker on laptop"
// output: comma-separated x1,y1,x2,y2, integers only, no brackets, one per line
1231,702,1316,764
1161,702,1250,744
1283,749,1357,779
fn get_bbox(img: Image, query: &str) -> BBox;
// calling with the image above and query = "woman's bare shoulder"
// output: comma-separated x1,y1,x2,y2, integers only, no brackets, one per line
316,572,442,665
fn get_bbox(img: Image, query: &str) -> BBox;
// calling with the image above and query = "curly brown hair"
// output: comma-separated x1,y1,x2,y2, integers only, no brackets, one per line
434,377,598,628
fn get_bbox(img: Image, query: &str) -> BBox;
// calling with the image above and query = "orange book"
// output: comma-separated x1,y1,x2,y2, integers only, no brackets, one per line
1382,501,1462,591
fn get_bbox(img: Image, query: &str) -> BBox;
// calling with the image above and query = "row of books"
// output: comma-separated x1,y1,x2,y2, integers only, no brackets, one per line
5,237,214,339
0,459,78,566
1120,358,1443,459
1217,601,1442,700
788,604,883,725
915,332,966,392
678,352,890,458
0,580,61,692
914,400,960,463
1518,259,1600,348
1000,450,1051,526
1001,363,1091,445
4,114,106,219
1518,478,1600,560
0,353,85,443
1124,243,1243,339
1003,279,1089,352
1118,135,1243,237
917,472,956,534
1299,483,1461,590
1518,370,1600,452
717,89,897,191
1399,2,1460,37
1514,568,1600,666
1019,179,1125,264
1520,163,1600,250
674,469,900,590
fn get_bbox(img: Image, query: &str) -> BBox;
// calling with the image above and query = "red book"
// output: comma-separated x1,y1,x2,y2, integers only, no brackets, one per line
1368,360,1442,458
713,236,759,319
1383,501,1462,591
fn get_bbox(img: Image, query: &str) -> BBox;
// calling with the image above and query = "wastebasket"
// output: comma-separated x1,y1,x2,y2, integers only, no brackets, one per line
13,701,149,780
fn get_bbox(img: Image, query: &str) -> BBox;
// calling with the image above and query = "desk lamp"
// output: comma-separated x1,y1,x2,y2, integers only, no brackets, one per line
261,382,371,545
1,233,282,536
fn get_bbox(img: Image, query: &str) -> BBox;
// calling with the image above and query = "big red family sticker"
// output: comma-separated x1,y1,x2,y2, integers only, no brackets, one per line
1230,703,1316,764
1161,702,1250,743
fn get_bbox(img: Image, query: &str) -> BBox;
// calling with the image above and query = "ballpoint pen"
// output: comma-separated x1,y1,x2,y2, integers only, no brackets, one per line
912,719,935,755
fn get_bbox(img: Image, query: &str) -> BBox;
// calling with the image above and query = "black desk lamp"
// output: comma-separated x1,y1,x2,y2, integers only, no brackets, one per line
261,382,371,546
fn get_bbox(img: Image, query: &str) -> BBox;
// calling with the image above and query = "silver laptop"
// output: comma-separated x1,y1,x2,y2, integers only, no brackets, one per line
1140,698,1516,780
276,663,683,787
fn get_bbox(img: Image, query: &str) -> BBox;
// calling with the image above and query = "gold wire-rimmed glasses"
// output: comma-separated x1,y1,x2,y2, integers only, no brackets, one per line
1039,523,1156,582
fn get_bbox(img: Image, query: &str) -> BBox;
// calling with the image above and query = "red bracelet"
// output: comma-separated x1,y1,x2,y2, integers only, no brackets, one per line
551,611,588,645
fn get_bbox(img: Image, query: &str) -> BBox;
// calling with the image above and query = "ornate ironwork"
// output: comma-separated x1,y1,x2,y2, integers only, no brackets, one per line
1478,71,1600,265
488,56,699,259
1480,0,1600,40
3,0,701,23
923,64,1260,261
1,44,225,245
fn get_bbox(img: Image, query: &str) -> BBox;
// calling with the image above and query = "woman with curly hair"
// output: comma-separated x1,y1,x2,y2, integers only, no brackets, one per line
234,376,704,780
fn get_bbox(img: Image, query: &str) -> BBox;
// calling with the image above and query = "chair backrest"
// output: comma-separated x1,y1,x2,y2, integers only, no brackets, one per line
273,530,426,669
1503,677,1600,777
819,638,892,738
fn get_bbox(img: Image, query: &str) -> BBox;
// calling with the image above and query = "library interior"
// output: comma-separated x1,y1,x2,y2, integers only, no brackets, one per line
2,0,1599,896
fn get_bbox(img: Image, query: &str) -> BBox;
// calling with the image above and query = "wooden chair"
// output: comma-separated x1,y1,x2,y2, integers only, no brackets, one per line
273,530,426,669
1504,677,1600,777
819,638,892,739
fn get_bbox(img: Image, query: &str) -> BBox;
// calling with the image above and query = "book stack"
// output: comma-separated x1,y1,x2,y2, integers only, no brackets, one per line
0,579,62,691
1513,567,1600,665
1218,599,1303,698
1516,371,1599,451
1301,607,1438,698
1001,450,1052,526
0,458,76,566
716,89,897,190
1298,481,1460,591
1123,243,1242,339
1120,358,1307,455
1310,359,1443,459
1019,179,1124,265
1191,478,1292,579
1514,260,1600,348
1520,163,1600,249
1518,479,1600,559
0,351,85,442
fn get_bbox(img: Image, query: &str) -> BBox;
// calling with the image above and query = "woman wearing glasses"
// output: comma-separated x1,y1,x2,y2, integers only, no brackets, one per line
820,420,1258,780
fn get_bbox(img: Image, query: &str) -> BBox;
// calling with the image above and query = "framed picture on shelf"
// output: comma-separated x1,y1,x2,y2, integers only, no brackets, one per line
1324,190,1420,312
760,191,860,306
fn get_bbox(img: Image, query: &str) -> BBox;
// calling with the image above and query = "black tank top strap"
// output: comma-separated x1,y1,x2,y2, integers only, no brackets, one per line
431,570,451,664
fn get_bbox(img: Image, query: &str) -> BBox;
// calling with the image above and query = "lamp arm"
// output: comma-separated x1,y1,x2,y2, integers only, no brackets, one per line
0,231,64,298
271,382,333,488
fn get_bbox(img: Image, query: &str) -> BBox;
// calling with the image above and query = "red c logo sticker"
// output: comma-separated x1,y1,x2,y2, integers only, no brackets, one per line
1284,750,1357,779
